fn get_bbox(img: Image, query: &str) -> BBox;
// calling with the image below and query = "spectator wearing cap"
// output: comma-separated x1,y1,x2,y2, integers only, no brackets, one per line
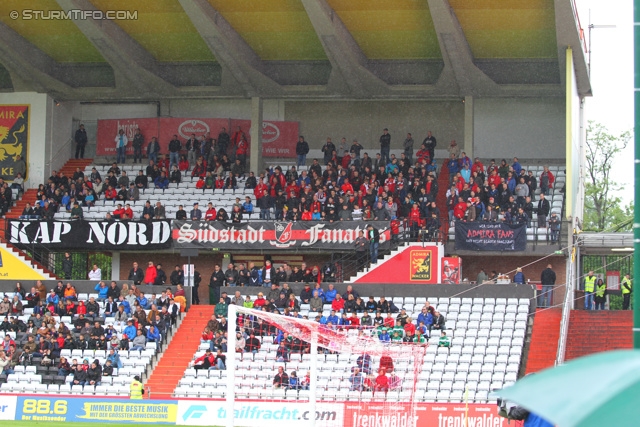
190,203,202,220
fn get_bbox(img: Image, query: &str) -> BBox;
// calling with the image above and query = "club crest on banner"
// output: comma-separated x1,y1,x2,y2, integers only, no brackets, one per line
410,250,432,281
272,222,294,248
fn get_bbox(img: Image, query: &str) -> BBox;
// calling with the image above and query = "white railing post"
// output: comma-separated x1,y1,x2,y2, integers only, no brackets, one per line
226,304,236,427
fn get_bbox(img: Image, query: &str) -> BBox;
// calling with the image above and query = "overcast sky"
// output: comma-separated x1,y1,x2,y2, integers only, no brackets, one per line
575,0,633,203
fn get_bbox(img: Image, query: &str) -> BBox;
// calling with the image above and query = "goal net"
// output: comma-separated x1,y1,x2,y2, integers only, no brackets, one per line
224,305,428,427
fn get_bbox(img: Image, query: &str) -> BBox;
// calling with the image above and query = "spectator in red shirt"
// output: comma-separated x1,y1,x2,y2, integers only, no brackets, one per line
332,294,345,312
453,197,467,220
374,369,389,394
205,203,217,221
341,178,354,195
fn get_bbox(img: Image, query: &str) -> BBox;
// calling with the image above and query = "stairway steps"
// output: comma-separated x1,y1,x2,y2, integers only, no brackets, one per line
436,160,450,241
525,308,562,374
565,310,632,361
145,305,213,399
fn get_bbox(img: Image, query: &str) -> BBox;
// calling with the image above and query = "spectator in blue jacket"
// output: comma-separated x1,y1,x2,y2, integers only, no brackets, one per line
326,310,339,325
242,197,254,216
137,294,149,309
107,349,123,369
123,320,137,340
323,284,337,303
416,307,433,327
118,298,131,315
154,172,169,189
94,282,109,300
447,154,460,179
146,325,160,343
46,290,59,305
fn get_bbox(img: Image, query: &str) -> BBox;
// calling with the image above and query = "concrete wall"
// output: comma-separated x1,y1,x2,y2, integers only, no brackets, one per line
462,255,567,306
48,100,78,176
284,100,465,152
0,280,535,304
474,98,565,160
161,99,285,121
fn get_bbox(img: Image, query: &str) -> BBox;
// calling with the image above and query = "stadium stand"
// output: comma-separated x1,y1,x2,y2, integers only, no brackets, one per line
16,159,565,248
0,288,175,396
172,295,529,402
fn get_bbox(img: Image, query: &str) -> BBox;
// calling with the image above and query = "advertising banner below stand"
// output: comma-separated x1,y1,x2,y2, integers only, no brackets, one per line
7,396,504,427
172,220,390,251
15,397,177,424
454,222,527,251
7,219,172,250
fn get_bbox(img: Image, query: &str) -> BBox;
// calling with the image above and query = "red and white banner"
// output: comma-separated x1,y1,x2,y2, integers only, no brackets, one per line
344,402,507,427
97,117,298,158
158,118,230,151
442,257,462,284
230,118,299,158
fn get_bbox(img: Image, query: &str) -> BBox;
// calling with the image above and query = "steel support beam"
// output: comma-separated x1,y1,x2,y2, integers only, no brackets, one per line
56,0,177,95
427,0,500,96
177,0,282,97
299,0,389,97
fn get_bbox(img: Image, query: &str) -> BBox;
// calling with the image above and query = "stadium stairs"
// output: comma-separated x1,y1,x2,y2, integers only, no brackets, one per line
346,242,409,282
0,159,93,278
436,160,450,240
145,305,212,398
565,310,633,361
524,308,562,374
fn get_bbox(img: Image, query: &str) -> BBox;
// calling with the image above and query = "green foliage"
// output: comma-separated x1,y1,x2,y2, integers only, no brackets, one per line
51,252,112,280
608,294,632,311
583,121,633,232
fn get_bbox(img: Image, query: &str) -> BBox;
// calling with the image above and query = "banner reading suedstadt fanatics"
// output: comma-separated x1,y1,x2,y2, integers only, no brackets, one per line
172,220,390,250
96,117,298,158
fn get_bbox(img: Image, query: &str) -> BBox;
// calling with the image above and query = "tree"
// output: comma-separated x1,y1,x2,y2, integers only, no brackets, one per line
583,121,633,232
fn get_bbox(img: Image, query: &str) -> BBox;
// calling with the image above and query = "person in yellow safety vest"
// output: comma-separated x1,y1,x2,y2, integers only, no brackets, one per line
130,375,144,399
583,271,596,311
594,278,607,310
621,274,632,310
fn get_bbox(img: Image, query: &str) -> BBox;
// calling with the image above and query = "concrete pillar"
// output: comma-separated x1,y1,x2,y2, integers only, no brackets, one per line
111,252,120,281
250,96,263,174
464,96,474,158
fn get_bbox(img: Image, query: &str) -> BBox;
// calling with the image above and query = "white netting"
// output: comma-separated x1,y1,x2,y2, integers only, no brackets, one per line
226,305,427,427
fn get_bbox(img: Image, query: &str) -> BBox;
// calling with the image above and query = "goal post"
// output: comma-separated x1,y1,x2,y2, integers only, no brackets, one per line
226,304,427,427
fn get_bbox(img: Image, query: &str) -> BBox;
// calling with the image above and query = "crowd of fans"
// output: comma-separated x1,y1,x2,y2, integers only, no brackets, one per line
193,282,450,393
444,153,561,233
19,126,563,248
0,279,182,388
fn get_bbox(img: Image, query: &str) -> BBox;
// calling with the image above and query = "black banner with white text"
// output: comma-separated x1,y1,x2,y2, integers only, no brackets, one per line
454,222,527,251
7,220,172,250
172,220,390,250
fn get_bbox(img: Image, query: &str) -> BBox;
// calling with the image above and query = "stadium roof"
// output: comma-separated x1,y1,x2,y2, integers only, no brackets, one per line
0,0,591,100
